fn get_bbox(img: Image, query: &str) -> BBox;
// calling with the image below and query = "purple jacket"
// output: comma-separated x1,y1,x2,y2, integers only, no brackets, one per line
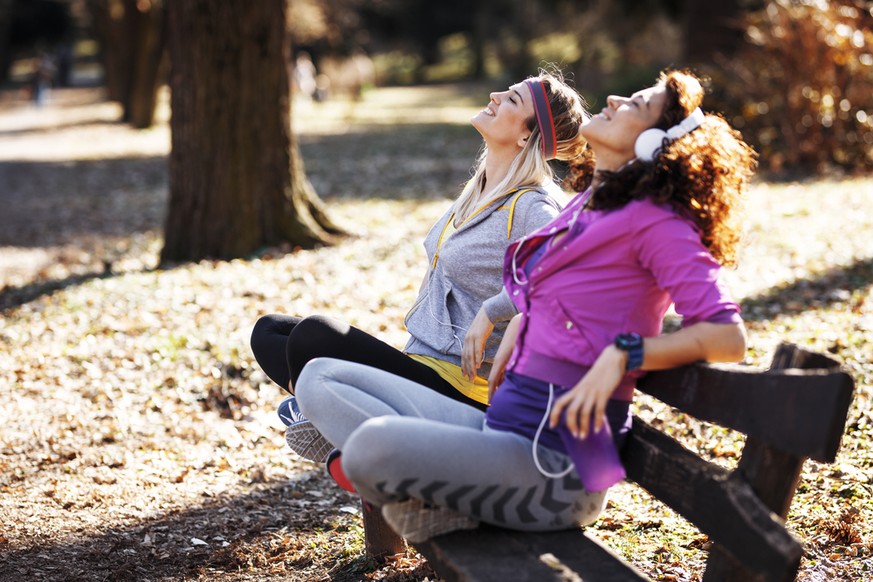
501,191,742,401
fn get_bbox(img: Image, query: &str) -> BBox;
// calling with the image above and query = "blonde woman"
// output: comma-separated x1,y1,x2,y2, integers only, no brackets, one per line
250,71,590,469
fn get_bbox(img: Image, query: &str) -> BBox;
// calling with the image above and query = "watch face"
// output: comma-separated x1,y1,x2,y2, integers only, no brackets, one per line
616,333,642,349
615,333,644,371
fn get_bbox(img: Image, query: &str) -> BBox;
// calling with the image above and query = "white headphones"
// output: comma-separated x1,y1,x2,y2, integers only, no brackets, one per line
634,107,705,162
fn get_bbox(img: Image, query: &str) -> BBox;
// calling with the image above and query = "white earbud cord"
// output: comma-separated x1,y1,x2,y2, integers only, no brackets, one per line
427,300,465,350
511,235,529,286
532,383,575,479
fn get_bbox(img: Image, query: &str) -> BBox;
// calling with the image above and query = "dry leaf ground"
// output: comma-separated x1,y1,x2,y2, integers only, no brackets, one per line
0,84,871,582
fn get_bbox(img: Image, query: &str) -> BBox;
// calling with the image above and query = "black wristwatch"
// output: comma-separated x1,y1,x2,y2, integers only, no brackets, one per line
614,332,644,372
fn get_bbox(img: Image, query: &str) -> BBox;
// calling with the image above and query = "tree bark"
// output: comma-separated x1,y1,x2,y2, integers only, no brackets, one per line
87,0,165,128
509,0,535,79
87,0,130,103
161,0,344,264
683,0,764,64
124,0,166,128
470,0,489,80
0,0,14,84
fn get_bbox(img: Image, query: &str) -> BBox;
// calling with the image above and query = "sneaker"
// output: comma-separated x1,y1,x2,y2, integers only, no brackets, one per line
277,396,333,463
326,448,356,493
277,395,306,426
381,498,479,543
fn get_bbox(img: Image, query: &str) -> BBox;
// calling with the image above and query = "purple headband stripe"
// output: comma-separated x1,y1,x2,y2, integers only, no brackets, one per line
525,79,557,161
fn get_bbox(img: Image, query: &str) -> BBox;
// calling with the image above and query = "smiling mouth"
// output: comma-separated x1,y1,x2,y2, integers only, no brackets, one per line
482,107,495,117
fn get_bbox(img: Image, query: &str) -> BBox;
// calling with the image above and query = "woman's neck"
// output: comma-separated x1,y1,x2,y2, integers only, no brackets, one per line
588,148,635,190
480,149,516,200
592,149,633,176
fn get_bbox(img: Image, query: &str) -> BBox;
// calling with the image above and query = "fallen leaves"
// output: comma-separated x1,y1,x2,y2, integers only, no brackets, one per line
820,508,864,546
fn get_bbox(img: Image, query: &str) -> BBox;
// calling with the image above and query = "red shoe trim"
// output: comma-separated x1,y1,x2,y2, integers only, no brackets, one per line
327,453,356,493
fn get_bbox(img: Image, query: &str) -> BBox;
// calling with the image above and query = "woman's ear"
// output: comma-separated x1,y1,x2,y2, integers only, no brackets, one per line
517,133,531,149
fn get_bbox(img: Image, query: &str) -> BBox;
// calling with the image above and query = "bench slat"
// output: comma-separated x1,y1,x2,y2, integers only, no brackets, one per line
703,342,850,580
416,526,579,582
416,524,648,582
636,362,853,462
513,528,650,581
623,419,803,580
768,342,844,371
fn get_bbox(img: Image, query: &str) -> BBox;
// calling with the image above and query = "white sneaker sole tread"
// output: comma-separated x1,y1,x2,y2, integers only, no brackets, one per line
381,498,479,543
284,420,333,463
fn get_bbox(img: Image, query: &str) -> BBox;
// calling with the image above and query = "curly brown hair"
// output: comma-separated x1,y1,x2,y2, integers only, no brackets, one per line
566,70,757,267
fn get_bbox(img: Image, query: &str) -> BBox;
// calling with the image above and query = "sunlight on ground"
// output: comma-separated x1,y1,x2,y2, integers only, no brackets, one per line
724,178,873,300
0,88,169,161
0,83,487,161
293,83,487,134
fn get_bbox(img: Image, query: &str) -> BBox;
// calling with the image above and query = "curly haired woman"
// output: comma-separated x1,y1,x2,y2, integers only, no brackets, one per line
294,69,757,541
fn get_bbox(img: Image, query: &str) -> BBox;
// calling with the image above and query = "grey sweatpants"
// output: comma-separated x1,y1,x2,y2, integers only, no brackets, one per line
295,357,608,531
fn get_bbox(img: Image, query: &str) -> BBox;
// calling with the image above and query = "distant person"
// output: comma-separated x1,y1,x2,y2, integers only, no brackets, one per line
250,71,591,472
293,52,317,100
30,53,56,107
313,73,330,102
348,49,375,100
55,45,74,87
294,69,756,542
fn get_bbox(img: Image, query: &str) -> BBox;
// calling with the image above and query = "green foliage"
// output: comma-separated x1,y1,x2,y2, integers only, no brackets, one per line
711,0,873,174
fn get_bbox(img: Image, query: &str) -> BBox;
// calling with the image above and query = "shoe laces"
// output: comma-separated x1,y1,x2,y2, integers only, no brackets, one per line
277,396,307,426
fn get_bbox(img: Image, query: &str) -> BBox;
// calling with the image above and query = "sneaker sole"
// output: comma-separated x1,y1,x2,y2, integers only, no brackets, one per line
382,499,478,543
285,421,333,463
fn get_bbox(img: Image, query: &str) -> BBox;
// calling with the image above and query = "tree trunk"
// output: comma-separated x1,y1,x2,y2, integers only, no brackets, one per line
683,0,763,64
509,0,534,79
470,0,489,80
87,0,129,102
87,0,165,128
0,0,14,84
124,0,166,128
161,0,344,264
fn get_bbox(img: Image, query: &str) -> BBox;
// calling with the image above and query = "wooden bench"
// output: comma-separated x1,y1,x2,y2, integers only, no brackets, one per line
360,342,855,581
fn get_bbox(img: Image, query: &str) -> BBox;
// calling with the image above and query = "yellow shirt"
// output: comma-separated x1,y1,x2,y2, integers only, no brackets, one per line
407,354,490,405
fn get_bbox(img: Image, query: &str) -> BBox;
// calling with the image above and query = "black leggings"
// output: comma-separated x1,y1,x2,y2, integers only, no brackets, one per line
249,314,487,411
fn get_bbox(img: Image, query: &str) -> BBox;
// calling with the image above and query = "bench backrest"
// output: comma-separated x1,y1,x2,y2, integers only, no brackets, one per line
625,342,854,581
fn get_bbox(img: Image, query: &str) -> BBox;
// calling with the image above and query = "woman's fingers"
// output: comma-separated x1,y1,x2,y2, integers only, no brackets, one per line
552,387,601,438
461,333,483,379
592,399,607,434
461,341,474,379
549,392,567,429
462,308,494,380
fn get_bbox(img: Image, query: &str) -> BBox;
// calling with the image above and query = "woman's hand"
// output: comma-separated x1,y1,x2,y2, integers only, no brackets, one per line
462,307,495,380
487,314,521,399
550,345,627,438
549,322,746,437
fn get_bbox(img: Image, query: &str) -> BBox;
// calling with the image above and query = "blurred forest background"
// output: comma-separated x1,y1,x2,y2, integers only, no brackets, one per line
3,0,871,263
1,1,872,581
2,0,871,175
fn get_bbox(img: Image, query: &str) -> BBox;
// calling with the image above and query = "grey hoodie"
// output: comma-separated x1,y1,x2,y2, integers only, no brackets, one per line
403,185,562,379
